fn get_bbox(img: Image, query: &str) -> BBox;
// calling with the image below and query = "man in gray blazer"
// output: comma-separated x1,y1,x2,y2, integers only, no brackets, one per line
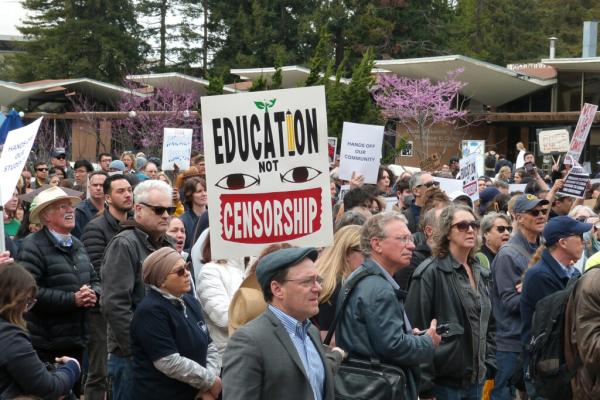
222,247,344,400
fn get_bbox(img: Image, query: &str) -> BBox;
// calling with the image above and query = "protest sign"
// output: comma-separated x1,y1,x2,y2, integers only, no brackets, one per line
201,86,333,258
161,128,193,170
462,140,485,177
434,177,463,195
419,153,441,172
558,171,589,199
537,128,570,154
460,153,479,201
338,122,384,184
508,184,527,193
567,103,598,163
327,137,337,164
384,197,397,211
0,117,43,206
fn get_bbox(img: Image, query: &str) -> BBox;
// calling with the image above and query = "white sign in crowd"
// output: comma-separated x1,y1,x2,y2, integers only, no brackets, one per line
161,127,194,171
337,122,384,184
201,86,334,259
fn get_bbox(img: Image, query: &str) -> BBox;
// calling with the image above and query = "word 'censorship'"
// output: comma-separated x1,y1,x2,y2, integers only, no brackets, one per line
221,188,322,243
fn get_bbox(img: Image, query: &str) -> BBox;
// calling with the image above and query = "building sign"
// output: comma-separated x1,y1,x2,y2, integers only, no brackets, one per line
201,86,333,258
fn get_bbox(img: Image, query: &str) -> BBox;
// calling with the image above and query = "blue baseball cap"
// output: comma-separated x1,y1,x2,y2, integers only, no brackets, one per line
512,194,549,214
543,216,592,247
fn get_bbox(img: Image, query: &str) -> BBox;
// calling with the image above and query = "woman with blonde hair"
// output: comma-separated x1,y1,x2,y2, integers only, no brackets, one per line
496,165,512,182
313,224,364,334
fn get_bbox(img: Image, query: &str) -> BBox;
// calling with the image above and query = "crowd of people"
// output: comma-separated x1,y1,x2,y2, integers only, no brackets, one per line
0,142,599,400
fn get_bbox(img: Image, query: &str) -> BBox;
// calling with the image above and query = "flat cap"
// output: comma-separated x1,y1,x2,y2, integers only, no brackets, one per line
256,247,318,292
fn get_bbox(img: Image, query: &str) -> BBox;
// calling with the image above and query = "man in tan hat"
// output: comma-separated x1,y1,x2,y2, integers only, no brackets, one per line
101,179,175,400
17,185,100,397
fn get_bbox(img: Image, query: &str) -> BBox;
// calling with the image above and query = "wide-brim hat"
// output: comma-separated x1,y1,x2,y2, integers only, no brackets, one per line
29,186,81,224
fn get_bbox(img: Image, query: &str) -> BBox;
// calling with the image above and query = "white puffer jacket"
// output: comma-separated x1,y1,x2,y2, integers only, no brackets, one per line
197,259,245,357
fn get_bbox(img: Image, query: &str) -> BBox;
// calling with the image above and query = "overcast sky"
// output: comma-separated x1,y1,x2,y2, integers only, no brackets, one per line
0,0,26,36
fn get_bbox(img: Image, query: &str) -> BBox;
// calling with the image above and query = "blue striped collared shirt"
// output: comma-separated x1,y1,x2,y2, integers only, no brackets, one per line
268,305,325,400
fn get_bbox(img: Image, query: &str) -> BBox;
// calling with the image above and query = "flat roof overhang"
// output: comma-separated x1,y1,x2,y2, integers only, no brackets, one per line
126,72,237,95
375,55,555,107
230,65,351,88
541,57,600,72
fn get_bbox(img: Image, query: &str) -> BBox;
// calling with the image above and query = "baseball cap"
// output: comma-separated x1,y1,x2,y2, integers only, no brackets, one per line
512,194,549,213
51,147,66,157
543,216,592,247
109,160,126,171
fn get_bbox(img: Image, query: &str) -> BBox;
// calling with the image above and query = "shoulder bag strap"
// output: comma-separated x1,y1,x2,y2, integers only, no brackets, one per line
323,269,373,345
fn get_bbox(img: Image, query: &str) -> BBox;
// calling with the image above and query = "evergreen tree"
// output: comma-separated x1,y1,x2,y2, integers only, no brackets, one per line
8,0,146,83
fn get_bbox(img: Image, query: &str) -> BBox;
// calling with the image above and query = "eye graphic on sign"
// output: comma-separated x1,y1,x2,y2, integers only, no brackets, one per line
215,173,260,190
280,166,322,184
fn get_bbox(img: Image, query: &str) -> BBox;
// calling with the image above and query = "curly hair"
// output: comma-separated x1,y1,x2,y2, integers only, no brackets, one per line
432,204,480,259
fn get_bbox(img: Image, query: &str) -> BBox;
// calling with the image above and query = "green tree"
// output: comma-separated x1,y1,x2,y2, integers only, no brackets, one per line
8,0,146,83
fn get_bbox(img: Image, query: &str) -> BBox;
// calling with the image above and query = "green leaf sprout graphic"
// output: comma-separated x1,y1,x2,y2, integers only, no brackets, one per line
254,99,276,112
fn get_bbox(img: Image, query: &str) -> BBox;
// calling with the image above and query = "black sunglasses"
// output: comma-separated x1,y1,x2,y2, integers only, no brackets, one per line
452,220,480,232
496,225,513,233
36,168,48,172
140,202,176,216
417,181,440,189
170,263,191,277
526,208,549,217
54,155,66,160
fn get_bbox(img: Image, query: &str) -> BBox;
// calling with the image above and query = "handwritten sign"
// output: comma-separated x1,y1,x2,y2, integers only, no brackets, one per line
462,140,485,177
460,153,479,201
0,117,43,205
338,122,384,184
201,86,333,258
537,128,570,153
567,103,598,163
161,128,193,171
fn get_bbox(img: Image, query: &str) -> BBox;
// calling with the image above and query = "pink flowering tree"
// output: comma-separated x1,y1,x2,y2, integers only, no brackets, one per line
373,69,468,159
112,85,203,156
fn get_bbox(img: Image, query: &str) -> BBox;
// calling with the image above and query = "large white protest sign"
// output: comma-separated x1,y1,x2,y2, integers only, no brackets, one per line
567,103,598,163
161,128,193,170
0,117,43,205
537,128,570,154
460,153,479,201
201,86,333,258
338,122,384,184
434,177,463,195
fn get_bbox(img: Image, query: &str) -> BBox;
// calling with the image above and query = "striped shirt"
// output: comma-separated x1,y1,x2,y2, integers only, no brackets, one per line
268,305,325,400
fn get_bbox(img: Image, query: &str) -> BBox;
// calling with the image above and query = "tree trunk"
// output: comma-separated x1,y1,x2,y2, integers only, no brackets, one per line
160,0,168,70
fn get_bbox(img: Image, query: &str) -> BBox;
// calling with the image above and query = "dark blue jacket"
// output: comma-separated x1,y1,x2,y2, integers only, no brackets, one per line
73,199,100,239
337,258,434,400
520,249,580,345
491,231,538,352
179,208,203,252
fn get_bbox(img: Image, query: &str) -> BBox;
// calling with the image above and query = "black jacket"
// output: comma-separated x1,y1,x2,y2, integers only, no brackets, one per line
0,317,79,399
81,208,122,274
406,254,495,396
17,227,101,352
101,221,174,357
72,199,100,239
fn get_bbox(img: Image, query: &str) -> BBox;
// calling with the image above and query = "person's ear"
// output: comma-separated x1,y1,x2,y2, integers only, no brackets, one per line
271,280,284,299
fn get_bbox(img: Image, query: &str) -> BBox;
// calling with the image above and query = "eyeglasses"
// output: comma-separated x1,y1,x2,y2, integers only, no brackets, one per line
169,263,191,277
526,208,549,217
284,275,324,288
140,202,176,216
495,225,513,233
452,220,480,232
417,181,440,189
25,298,37,312
36,168,48,172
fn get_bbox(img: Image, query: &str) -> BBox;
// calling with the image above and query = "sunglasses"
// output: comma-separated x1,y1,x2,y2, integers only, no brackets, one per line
54,155,66,160
169,263,191,277
452,220,480,232
36,168,48,172
496,225,513,233
140,202,176,216
575,216,590,222
417,181,440,189
526,208,549,217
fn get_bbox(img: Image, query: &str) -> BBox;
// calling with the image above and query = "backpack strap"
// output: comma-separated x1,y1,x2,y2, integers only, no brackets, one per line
323,269,373,345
